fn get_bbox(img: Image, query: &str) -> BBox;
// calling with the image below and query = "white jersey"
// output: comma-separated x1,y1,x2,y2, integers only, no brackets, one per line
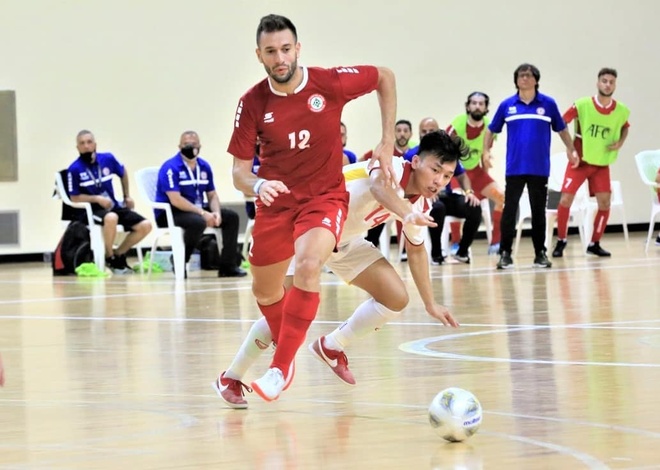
340,157,430,246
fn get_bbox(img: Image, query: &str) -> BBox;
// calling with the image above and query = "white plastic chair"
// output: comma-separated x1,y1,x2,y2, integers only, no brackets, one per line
54,171,143,272
513,186,588,256
439,215,462,258
634,150,660,252
479,198,493,244
135,167,222,281
543,152,589,250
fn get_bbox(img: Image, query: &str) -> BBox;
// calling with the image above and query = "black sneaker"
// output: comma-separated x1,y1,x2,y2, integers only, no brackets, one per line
655,235,660,246
586,242,611,257
533,251,552,268
431,256,445,266
496,251,513,270
552,240,567,258
218,267,248,278
107,254,133,274
453,252,470,264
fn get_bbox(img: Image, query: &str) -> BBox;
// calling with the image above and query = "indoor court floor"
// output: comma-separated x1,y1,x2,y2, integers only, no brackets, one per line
1,234,659,469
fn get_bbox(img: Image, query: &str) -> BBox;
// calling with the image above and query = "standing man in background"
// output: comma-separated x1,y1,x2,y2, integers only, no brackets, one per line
552,68,630,258
483,63,577,270
447,91,505,255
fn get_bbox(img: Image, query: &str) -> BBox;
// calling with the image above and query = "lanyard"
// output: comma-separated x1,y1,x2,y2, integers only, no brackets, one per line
85,164,103,189
185,163,202,203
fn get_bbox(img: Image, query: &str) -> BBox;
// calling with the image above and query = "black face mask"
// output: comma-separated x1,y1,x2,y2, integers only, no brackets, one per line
181,145,199,160
79,151,93,164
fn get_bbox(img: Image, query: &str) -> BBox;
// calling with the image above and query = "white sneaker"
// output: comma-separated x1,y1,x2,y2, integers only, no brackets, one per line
251,367,285,402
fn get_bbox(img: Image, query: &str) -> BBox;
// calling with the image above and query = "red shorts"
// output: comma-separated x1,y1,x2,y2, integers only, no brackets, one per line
249,191,349,266
465,166,496,200
561,162,610,196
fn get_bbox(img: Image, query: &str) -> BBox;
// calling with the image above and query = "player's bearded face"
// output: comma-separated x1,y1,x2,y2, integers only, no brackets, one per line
468,110,485,121
597,75,616,98
266,58,298,84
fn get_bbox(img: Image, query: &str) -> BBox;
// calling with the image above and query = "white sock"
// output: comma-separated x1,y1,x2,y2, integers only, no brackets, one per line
325,298,402,351
224,317,272,381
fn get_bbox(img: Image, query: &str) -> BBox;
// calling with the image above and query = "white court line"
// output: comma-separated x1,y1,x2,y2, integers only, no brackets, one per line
0,285,253,305
480,431,610,469
399,329,660,368
487,410,660,440
0,394,613,469
0,259,657,308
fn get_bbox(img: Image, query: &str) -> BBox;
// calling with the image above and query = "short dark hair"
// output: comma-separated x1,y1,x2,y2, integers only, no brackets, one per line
598,67,617,78
465,91,490,110
417,130,469,164
256,14,297,45
395,119,412,131
514,63,541,90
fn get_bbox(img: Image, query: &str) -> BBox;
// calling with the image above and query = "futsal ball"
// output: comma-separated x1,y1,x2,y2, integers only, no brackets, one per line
428,387,482,442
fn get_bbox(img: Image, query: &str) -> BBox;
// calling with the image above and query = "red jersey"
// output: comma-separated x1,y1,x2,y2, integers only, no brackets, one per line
228,66,379,204
563,97,630,158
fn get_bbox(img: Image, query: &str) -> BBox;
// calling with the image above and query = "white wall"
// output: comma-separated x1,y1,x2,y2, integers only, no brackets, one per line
1,0,658,254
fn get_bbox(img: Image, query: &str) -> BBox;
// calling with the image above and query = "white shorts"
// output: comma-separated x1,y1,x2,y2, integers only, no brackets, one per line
285,237,384,283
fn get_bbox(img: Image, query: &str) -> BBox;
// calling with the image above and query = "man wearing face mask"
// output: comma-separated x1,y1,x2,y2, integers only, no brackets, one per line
67,129,152,274
155,131,246,278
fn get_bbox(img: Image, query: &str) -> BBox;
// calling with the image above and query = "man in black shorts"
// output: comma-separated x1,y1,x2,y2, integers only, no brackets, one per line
67,130,152,273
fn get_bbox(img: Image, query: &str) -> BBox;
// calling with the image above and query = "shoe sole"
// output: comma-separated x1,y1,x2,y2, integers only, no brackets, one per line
308,341,356,387
586,252,611,257
211,380,248,410
532,264,552,268
496,264,514,270
250,380,279,402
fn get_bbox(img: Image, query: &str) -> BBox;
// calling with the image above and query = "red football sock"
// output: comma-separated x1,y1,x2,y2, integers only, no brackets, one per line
491,209,502,245
556,204,570,240
258,289,286,344
271,286,319,377
591,209,610,243
450,221,461,243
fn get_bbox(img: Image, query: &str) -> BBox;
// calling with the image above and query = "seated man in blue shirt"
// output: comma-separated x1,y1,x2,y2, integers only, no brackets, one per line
155,131,246,277
67,129,152,273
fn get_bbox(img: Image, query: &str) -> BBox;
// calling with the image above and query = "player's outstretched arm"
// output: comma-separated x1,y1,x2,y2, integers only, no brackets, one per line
368,67,397,183
406,241,459,328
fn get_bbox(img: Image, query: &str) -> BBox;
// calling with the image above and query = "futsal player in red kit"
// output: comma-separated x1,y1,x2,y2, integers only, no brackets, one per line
227,14,397,401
